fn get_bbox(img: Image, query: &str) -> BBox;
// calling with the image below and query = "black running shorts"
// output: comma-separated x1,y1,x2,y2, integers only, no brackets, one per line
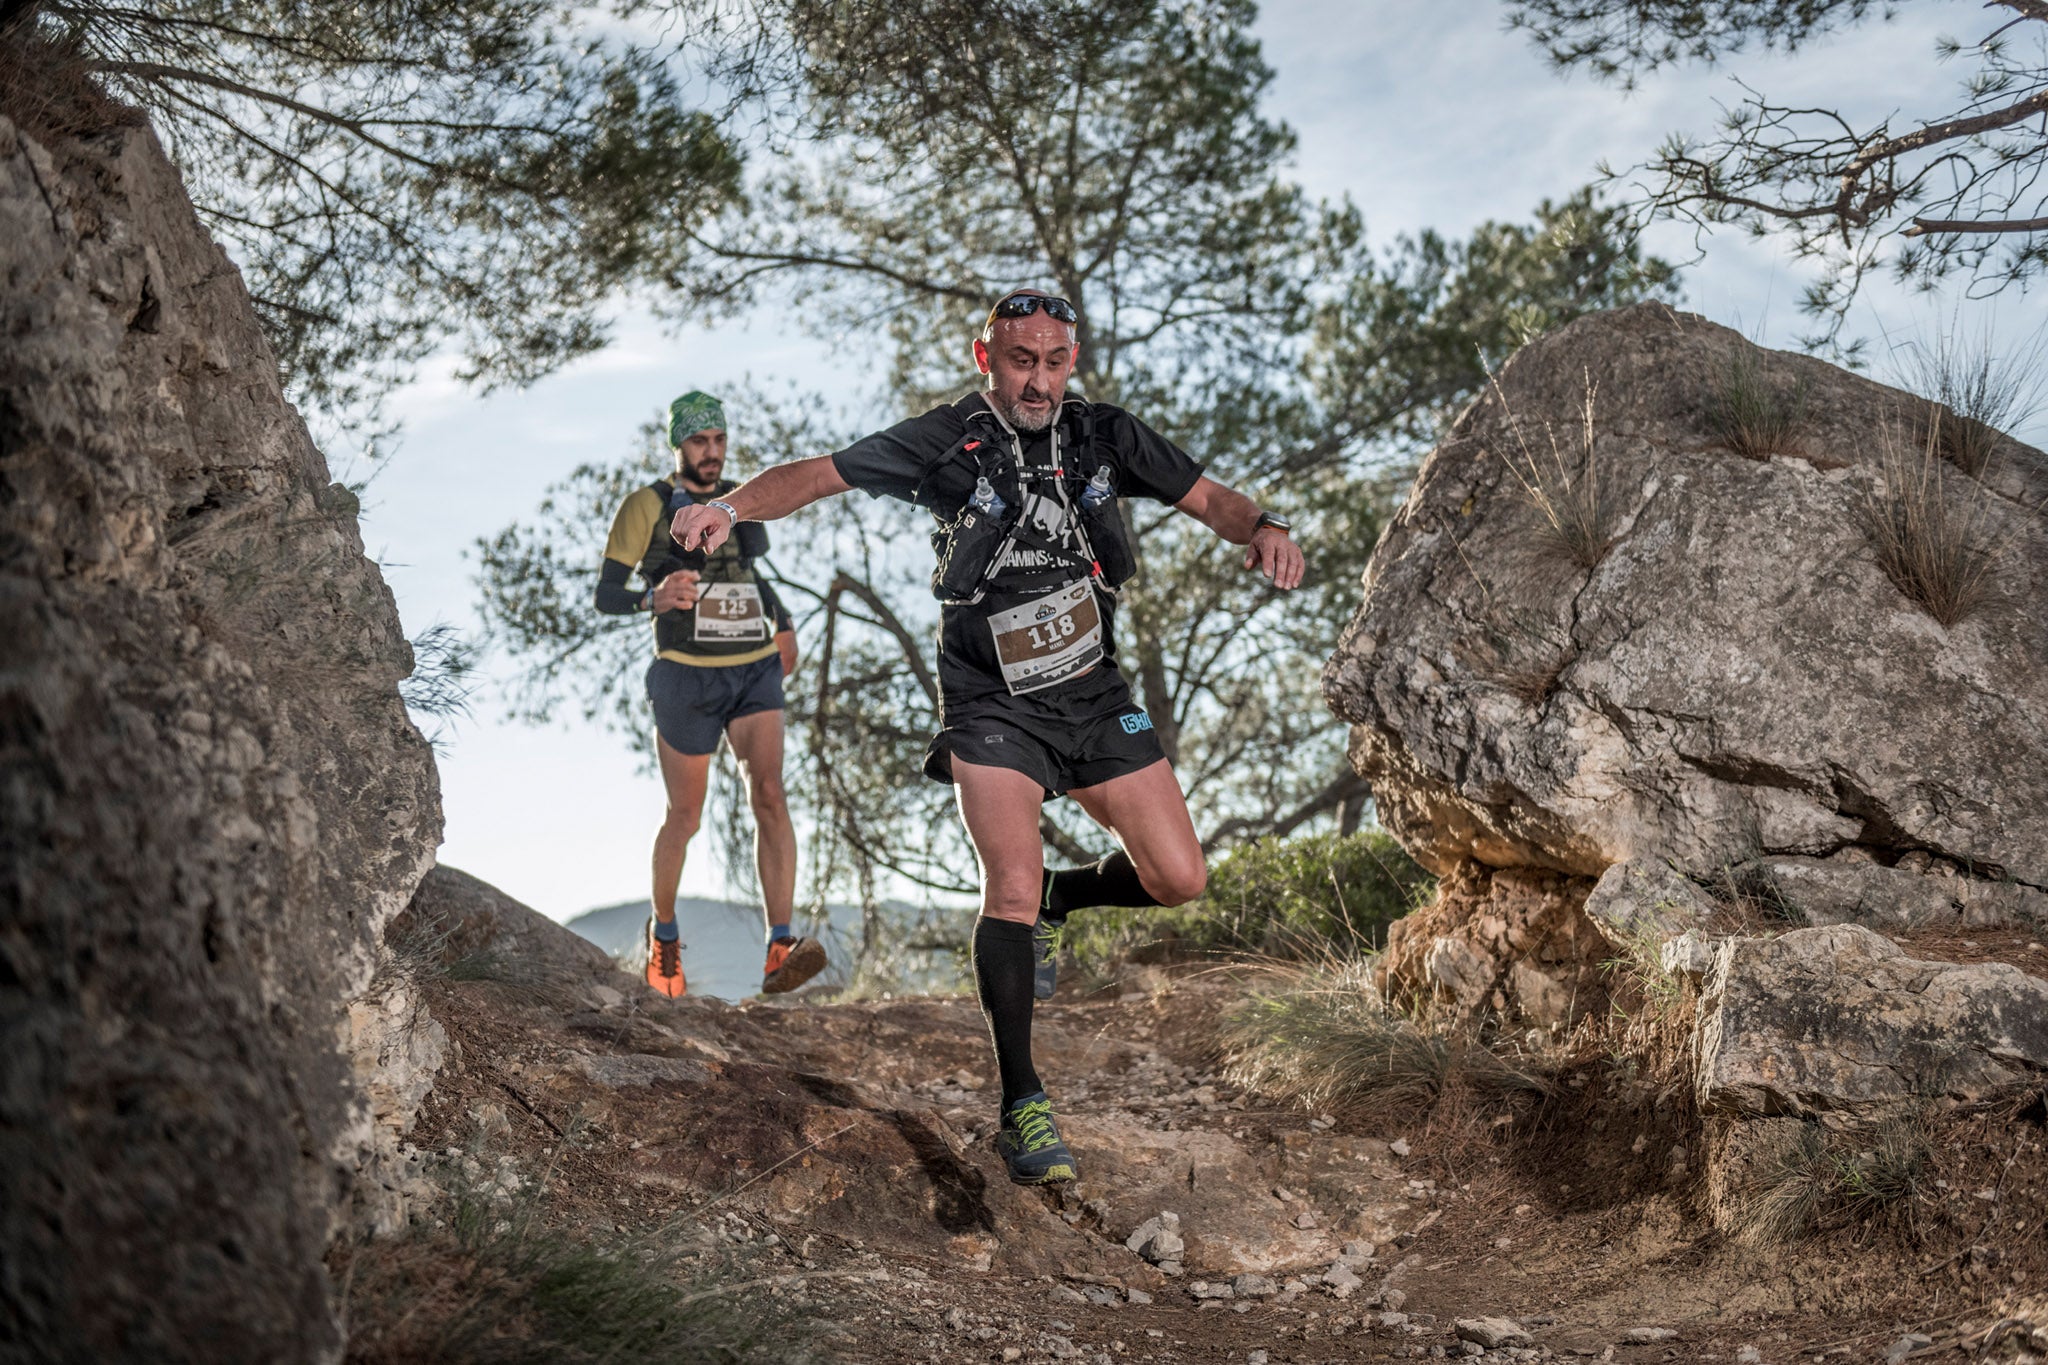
645,655,784,755
925,665,1165,799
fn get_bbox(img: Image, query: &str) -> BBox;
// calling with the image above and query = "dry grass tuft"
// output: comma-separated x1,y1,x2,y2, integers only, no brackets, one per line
1890,324,2045,478
0,25,141,145
1702,859,1801,929
1862,409,2015,627
1488,367,1614,569
1218,955,1550,1122
345,1144,819,1364
1733,1110,1934,1245
1708,348,1807,459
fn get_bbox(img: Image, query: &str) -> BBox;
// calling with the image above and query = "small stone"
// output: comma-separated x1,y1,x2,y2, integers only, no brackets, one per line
1232,1273,1279,1298
1736,1349,1762,1364
1457,1317,1533,1349
1249,1353,1270,1365
1323,1262,1362,1298
1382,1312,1410,1327
1232,1301,1252,1314
1884,1335,1933,1365
1050,1284,1088,1305
1620,1327,1678,1344
1082,1284,1120,1307
1190,1280,1235,1300
1381,1288,1408,1311
1390,1138,1412,1157
1513,1204,1533,1218
1002,1350,1022,1363
1126,1287,1152,1305
1461,1344,1485,1358
1293,1210,1318,1229
1339,1240,1376,1264
943,1307,968,1332
1272,1186,1295,1202
1156,1260,1183,1276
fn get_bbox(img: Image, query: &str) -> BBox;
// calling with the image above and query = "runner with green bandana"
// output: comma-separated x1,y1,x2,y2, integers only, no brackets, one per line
594,390,825,1001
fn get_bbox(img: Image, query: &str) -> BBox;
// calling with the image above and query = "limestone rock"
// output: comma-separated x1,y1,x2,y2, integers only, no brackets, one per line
1324,302,2048,910
1582,859,1714,951
0,116,439,1357
1755,854,2048,931
1124,1211,1185,1264
1457,1317,1533,1349
1695,924,2048,1118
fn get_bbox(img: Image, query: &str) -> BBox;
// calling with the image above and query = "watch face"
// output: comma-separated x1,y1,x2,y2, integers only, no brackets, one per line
1258,512,1291,532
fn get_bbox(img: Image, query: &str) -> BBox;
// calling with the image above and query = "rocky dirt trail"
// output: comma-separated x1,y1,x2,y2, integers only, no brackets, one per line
362,870,2048,1365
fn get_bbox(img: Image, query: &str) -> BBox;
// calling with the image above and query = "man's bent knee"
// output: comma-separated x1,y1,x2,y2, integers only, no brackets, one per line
981,873,1042,924
1142,857,1207,908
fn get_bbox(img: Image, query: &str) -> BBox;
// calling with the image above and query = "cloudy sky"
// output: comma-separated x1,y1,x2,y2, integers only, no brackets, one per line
355,0,2043,924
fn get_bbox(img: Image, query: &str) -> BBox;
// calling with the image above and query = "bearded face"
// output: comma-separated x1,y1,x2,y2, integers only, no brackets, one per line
976,311,1077,434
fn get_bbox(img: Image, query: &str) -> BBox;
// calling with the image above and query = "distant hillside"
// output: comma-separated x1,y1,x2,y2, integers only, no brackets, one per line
565,897,750,959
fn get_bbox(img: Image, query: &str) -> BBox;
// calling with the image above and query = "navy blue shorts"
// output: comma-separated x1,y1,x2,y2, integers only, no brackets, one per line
645,655,784,755
925,665,1165,800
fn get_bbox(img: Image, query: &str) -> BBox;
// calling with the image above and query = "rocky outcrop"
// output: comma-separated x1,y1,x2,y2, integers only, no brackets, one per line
0,115,439,1359
1375,863,1605,1026
1325,303,2048,921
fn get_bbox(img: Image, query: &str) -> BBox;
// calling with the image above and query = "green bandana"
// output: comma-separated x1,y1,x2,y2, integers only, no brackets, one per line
667,391,726,446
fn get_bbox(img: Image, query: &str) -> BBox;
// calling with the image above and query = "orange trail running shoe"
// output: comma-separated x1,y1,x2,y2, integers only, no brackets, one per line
644,915,685,998
762,935,827,995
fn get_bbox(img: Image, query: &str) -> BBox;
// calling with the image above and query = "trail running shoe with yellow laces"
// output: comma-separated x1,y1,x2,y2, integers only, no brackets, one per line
644,915,685,998
996,1091,1078,1185
762,935,828,994
1032,914,1065,1000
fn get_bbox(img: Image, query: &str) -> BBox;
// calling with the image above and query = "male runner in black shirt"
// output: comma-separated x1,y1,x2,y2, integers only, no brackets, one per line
670,296,1303,1183
594,391,827,1000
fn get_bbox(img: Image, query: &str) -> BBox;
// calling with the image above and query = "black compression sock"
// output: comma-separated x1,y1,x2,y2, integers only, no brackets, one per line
971,916,1041,1109
1042,849,1162,918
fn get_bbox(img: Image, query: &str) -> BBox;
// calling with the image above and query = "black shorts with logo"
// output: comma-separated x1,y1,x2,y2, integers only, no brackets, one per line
924,664,1165,800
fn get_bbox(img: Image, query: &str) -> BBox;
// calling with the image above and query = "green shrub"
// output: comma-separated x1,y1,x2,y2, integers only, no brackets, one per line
1062,829,1433,972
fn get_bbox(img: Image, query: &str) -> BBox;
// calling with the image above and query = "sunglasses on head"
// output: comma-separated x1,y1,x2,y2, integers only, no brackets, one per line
986,293,1079,329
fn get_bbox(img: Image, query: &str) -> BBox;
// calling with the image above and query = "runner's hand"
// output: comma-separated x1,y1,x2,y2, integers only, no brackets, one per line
651,570,700,613
1245,527,1304,590
672,503,732,554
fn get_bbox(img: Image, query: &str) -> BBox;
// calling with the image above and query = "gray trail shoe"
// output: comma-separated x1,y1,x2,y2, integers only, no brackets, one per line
1032,913,1066,1000
997,1091,1079,1185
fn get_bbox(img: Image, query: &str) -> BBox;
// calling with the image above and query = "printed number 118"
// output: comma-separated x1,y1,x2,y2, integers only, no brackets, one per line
1026,615,1077,650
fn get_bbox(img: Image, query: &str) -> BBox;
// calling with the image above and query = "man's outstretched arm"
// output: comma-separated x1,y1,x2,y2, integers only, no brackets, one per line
1174,475,1305,590
672,455,852,553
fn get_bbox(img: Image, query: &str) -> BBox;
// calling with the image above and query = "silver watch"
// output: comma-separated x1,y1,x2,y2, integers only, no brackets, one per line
706,500,739,526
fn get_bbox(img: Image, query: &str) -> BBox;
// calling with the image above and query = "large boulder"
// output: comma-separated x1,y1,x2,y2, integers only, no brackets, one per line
0,116,439,1358
1324,303,2048,920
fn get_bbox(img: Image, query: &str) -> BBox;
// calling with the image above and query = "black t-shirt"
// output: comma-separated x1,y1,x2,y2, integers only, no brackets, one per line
831,394,1204,713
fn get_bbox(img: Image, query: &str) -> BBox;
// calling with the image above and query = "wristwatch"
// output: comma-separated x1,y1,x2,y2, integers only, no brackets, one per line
706,500,740,526
1253,510,1292,535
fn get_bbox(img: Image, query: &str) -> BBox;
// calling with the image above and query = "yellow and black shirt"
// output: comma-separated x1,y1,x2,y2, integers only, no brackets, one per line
597,478,793,668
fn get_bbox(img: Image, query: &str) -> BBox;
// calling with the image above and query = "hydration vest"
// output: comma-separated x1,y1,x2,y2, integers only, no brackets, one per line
923,395,1137,605
637,479,773,655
